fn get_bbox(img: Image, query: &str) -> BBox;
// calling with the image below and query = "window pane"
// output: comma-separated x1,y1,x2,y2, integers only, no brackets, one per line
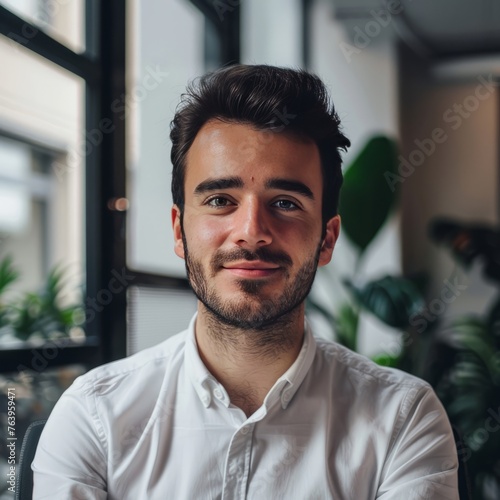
0,0,85,54
126,0,205,277
127,286,197,355
241,0,302,66
0,35,86,348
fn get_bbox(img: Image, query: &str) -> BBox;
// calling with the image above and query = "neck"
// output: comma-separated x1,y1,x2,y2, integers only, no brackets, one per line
195,303,305,416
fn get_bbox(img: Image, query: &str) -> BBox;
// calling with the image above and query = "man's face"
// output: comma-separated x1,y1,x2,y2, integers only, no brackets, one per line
172,120,340,329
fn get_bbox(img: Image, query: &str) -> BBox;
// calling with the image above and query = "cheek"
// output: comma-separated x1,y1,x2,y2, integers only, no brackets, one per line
185,216,228,248
281,222,321,248
202,219,226,240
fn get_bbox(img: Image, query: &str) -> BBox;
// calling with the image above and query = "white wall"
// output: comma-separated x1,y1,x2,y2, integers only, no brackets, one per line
309,0,402,355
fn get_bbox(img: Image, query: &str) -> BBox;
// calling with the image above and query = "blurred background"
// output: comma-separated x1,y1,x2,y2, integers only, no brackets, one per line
0,0,499,497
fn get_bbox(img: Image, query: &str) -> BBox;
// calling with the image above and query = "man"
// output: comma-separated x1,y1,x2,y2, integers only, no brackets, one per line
33,65,459,499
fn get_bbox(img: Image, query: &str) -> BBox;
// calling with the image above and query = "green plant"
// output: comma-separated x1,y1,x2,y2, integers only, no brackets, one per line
339,136,399,253
429,218,500,499
0,256,84,343
0,256,20,329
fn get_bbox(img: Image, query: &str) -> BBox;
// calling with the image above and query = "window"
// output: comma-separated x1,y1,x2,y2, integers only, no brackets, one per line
0,34,85,352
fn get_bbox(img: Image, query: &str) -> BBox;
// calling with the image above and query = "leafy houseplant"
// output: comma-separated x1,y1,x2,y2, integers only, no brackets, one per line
0,255,84,344
429,219,500,499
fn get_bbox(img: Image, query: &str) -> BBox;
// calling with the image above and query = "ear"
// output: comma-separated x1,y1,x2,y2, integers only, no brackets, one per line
318,215,340,267
171,204,185,260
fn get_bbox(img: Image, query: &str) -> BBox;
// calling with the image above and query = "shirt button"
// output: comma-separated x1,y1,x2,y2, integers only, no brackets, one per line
213,388,223,400
240,426,250,435
201,394,210,405
282,391,291,402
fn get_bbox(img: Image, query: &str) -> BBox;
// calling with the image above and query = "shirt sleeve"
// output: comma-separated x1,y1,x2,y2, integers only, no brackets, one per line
32,377,108,500
376,385,460,500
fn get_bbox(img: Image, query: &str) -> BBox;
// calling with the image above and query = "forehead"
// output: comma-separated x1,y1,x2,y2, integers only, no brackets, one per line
185,120,322,187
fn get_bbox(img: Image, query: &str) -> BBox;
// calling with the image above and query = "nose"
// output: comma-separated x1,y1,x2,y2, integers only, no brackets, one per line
231,199,272,248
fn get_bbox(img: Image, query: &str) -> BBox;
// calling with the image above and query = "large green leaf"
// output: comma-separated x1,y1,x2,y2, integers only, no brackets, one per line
333,302,359,351
445,316,500,381
372,353,401,368
339,136,399,253
0,255,19,296
345,275,424,329
487,295,500,348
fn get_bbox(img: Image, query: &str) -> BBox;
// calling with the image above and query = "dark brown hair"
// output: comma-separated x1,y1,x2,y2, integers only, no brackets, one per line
170,64,350,225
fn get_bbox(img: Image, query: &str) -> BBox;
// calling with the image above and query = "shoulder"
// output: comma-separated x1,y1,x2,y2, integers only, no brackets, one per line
311,338,451,453
69,329,188,401
312,337,435,421
314,336,429,391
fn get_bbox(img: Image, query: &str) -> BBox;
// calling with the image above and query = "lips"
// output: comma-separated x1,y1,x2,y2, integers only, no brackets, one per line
223,261,280,270
222,261,281,278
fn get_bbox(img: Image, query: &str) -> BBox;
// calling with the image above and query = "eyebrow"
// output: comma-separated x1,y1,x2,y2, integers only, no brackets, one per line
193,176,315,200
265,178,314,200
194,176,244,195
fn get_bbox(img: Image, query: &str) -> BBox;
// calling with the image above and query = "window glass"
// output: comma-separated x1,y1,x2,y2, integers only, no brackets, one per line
127,286,197,355
0,35,86,348
0,0,85,54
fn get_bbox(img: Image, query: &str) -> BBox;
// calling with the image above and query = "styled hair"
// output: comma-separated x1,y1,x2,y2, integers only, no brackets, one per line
170,64,350,225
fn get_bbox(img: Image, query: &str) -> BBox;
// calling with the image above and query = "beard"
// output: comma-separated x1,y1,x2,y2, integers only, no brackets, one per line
181,225,322,331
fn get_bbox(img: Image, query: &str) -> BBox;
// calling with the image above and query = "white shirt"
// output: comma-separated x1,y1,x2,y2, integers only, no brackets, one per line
33,315,459,499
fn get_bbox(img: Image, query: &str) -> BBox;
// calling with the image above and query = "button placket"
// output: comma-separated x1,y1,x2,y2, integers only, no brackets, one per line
221,425,254,499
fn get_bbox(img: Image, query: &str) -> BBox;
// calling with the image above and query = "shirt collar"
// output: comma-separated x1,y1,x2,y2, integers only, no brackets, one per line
185,314,220,408
270,319,317,410
184,313,317,411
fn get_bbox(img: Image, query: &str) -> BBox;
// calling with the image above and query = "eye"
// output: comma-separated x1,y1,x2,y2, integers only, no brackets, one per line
272,199,299,211
206,196,233,208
